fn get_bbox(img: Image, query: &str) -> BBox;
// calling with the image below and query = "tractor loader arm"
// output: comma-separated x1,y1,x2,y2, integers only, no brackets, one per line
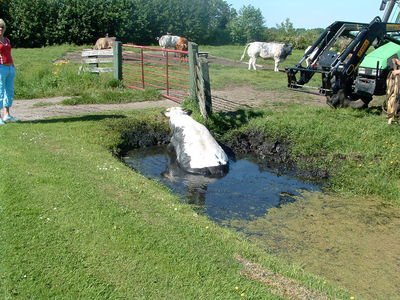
286,16,400,108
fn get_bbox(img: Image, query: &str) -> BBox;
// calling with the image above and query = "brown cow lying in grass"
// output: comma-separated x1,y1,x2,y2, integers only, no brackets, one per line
93,37,116,50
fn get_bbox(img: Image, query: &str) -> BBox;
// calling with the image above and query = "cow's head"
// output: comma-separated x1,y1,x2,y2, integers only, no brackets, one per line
161,107,192,118
286,43,294,55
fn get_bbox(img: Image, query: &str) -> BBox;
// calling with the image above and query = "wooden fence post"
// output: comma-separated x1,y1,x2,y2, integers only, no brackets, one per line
199,57,212,113
113,41,122,80
189,42,198,103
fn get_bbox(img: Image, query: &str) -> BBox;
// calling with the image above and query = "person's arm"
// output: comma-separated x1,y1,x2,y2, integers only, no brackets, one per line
392,58,400,75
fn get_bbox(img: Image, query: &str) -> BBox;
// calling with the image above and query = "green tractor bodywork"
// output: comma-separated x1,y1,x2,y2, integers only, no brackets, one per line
285,0,400,108
356,0,400,99
356,42,400,97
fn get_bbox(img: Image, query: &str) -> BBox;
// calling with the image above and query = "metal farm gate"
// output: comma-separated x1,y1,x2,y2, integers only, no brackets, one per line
121,44,189,102
113,42,211,122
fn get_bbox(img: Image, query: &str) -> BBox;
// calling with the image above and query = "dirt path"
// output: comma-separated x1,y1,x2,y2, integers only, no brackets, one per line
11,88,327,122
11,97,179,121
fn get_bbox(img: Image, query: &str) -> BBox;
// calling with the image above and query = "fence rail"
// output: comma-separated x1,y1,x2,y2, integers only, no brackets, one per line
78,49,114,74
121,44,190,102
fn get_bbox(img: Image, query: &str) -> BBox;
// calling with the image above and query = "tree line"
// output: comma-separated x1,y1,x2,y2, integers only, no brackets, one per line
1,0,324,48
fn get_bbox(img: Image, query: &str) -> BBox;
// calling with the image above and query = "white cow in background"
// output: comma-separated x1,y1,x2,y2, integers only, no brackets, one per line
156,34,181,57
161,107,229,176
305,46,319,67
240,42,294,71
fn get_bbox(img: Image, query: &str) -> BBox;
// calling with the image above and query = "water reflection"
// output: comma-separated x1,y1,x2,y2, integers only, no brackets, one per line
123,145,321,223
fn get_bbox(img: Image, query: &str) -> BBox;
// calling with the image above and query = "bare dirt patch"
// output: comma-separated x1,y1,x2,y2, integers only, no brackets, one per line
11,86,327,122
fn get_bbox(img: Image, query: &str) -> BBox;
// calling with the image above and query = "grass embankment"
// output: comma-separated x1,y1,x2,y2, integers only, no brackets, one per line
3,44,394,298
0,109,349,299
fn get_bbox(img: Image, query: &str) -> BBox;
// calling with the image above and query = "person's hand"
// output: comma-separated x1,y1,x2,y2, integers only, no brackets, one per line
392,69,400,76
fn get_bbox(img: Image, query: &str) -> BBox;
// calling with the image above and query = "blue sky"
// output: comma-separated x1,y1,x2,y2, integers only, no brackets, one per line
227,0,389,29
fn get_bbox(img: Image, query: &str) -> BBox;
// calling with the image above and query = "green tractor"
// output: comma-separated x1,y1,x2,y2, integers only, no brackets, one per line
285,0,400,108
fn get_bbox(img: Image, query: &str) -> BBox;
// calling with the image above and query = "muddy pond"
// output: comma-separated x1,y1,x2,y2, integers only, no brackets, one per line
123,145,400,300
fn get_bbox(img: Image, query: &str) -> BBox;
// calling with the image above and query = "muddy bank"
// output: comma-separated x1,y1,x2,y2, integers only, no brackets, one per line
116,123,328,184
224,129,329,183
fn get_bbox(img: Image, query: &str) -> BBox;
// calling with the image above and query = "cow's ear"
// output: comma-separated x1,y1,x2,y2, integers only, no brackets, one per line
161,110,170,117
184,109,193,116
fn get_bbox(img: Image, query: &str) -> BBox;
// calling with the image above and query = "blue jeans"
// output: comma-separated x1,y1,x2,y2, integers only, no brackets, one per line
0,64,16,110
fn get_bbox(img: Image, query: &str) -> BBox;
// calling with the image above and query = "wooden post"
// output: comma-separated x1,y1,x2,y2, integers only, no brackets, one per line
189,42,198,103
113,41,122,80
88,53,99,75
199,57,212,113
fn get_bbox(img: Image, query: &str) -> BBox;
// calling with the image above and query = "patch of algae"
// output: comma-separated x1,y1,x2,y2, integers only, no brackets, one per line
225,191,400,300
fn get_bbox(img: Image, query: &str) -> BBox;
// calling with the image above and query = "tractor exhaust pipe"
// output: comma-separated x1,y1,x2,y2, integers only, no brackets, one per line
381,0,397,22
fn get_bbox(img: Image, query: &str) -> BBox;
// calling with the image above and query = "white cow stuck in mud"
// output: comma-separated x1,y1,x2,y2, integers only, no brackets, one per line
161,107,229,176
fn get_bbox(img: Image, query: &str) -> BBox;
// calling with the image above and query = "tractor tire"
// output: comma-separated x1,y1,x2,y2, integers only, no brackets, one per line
360,96,373,105
326,89,369,109
326,89,346,108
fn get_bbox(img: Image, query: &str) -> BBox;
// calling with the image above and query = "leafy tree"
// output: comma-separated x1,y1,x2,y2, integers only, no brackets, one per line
101,0,136,42
263,27,278,42
131,0,232,45
205,0,232,45
2,0,322,47
0,0,11,25
227,5,264,44
294,28,325,49
49,0,116,45
8,0,50,47
6,0,137,47
276,18,295,43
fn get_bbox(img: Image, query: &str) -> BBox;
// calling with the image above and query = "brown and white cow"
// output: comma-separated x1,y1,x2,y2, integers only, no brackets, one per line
93,37,116,50
176,37,189,62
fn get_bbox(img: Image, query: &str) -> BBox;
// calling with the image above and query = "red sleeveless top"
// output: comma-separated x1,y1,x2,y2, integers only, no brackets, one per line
0,37,13,65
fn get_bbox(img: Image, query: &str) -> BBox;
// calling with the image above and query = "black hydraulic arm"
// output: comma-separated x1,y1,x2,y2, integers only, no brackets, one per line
286,16,400,97
333,18,399,92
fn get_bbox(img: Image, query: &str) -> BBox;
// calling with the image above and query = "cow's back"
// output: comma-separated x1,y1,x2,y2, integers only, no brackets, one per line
261,42,293,59
261,42,284,58
247,42,264,55
168,114,228,174
93,37,116,50
159,35,181,48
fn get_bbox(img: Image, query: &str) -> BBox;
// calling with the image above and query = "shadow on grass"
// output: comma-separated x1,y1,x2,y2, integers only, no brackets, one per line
365,105,384,116
20,114,127,124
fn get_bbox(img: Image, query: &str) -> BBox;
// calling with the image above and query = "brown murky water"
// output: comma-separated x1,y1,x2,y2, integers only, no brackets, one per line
225,192,400,299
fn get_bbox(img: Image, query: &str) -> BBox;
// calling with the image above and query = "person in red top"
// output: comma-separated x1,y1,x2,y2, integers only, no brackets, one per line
0,18,18,124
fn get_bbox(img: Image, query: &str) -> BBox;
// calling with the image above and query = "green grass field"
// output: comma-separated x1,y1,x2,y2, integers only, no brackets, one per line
2,44,397,299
